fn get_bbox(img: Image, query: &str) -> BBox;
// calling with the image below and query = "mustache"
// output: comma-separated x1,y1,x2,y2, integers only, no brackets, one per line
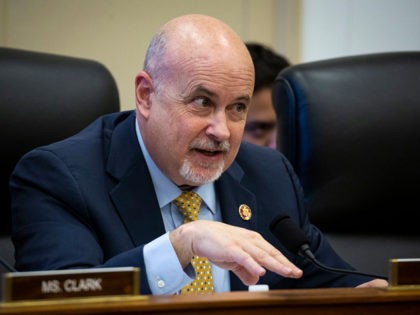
189,138,230,152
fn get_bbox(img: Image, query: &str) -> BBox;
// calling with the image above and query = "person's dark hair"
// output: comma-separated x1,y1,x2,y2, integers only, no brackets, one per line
245,42,290,92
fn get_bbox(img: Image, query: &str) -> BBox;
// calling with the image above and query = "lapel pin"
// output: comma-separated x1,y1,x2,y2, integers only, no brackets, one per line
238,204,252,221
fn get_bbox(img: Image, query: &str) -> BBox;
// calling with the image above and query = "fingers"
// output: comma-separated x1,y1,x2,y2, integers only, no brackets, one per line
217,260,263,286
230,264,260,286
220,240,302,285
227,247,267,278
185,221,303,282
241,231,302,279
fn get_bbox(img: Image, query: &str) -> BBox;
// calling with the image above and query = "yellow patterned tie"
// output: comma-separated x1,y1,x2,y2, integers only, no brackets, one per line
173,191,214,294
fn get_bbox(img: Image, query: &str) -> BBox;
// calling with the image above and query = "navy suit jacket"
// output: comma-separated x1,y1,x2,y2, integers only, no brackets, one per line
10,111,371,294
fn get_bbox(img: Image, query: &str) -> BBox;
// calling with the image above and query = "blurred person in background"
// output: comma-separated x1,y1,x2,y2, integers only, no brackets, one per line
244,43,290,148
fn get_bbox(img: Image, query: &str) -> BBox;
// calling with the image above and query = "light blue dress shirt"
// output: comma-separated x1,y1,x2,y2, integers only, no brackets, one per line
135,122,230,295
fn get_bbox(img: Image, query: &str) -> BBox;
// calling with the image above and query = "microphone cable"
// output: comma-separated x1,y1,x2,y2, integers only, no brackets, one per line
270,215,388,281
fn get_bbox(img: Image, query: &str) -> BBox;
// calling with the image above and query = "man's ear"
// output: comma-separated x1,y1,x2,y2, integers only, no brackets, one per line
135,71,154,119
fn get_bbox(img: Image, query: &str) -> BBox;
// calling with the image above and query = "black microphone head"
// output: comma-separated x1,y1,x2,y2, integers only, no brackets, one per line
269,215,309,255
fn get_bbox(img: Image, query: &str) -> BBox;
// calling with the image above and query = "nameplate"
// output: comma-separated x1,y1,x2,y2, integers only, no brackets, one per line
1,267,139,302
389,258,420,289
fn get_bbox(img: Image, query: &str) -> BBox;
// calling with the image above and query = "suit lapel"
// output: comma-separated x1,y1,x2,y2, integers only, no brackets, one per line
216,161,258,291
106,113,165,247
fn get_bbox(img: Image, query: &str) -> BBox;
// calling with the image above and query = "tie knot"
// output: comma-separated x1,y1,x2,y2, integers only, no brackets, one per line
173,191,202,222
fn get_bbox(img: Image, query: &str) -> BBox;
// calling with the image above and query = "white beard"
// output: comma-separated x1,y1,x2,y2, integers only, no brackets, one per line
178,137,230,185
179,158,224,185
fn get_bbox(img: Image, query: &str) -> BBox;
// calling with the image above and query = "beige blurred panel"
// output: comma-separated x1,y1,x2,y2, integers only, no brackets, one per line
241,0,301,64
274,0,301,64
0,0,6,43
241,0,276,47
1,0,282,110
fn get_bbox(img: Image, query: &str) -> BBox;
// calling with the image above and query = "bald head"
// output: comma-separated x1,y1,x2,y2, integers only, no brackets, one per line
160,14,247,54
144,14,254,91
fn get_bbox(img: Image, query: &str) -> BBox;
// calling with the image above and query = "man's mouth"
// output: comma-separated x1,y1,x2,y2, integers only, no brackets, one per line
194,148,222,156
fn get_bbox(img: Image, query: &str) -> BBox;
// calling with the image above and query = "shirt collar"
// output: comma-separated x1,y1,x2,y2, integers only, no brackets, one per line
135,120,216,214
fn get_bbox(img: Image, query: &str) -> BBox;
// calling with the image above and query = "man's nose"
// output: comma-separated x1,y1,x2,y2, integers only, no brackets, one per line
206,111,230,141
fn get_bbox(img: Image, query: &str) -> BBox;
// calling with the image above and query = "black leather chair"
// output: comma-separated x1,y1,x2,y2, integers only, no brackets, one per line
273,52,420,278
0,47,120,277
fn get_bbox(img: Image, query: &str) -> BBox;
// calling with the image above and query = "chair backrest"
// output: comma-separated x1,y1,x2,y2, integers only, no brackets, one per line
0,47,120,237
272,52,420,276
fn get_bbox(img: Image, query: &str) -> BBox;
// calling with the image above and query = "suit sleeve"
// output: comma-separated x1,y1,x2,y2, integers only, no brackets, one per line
10,148,152,294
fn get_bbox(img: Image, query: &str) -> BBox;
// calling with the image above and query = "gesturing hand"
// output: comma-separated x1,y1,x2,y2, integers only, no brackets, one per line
169,220,302,286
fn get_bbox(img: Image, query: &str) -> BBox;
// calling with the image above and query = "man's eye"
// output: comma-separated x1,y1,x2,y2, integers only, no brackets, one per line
233,103,247,113
228,103,247,121
193,96,211,107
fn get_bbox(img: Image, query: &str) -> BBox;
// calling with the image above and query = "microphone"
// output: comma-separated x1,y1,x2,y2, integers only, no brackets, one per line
269,215,388,280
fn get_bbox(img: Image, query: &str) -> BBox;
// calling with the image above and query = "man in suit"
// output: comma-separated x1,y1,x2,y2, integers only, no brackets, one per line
10,14,386,295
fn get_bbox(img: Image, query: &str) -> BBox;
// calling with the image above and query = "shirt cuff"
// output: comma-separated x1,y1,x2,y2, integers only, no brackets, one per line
144,232,193,295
